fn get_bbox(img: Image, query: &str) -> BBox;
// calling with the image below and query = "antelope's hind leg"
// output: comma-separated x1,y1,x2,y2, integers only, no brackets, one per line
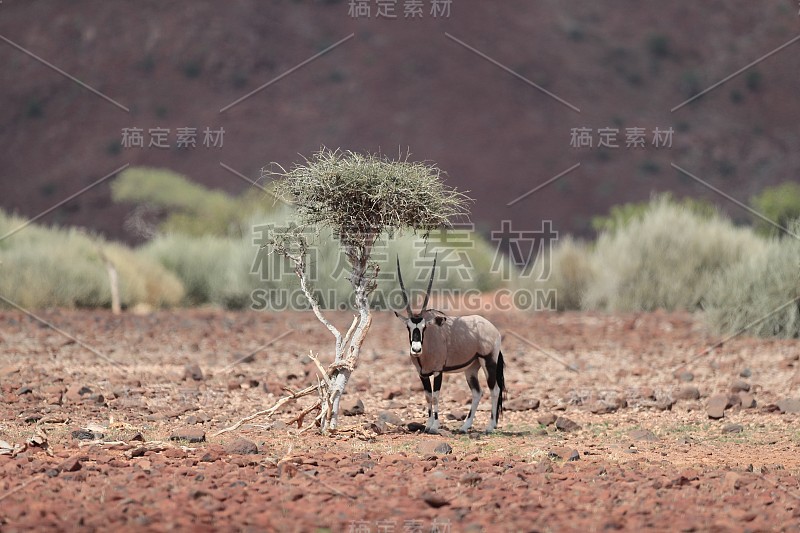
459,360,482,433
482,354,501,433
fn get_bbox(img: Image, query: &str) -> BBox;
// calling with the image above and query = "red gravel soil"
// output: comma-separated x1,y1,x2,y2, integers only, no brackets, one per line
2,308,800,532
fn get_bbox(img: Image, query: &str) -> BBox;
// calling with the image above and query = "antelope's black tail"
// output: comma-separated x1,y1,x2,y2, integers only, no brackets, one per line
496,351,505,420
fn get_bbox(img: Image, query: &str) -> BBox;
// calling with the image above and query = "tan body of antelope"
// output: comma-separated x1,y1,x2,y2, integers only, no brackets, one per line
395,257,506,433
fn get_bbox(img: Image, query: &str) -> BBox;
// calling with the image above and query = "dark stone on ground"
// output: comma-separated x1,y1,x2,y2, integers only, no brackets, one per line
407,422,426,432
777,398,800,414
421,492,450,508
343,399,365,416
378,411,403,425
417,441,452,455
446,411,467,421
730,380,750,393
548,447,580,461
675,386,700,401
505,397,540,412
183,363,204,381
170,427,206,443
537,413,557,426
722,423,744,434
740,368,752,378
739,392,757,409
555,416,581,432
225,438,258,455
628,429,659,442
707,394,729,419
57,456,82,472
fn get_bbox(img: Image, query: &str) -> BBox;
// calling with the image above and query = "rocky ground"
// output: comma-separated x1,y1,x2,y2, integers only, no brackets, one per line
2,308,800,531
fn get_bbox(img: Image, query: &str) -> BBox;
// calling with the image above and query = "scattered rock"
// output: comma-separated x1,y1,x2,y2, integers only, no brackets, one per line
15,386,33,395
537,413,557,426
460,472,482,486
554,416,581,432
382,388,403,400
378,411,403,426
730,380,750,393
417,441,452,455
505,397,540,412
777,398,800,414
676,370,694,382
71,429,99,441
637,387,656,400
675,386,700,401
421,492,449,508
183,364,204,381
722,424,744,434
589,401,618,414
707,394,729,419
534,459,554,473
407,422,426,432
65,384,91,403
446,411,467,421
342,399,365,416
57,456,82,473
739,393,757,409
548,447,580,461
368,420,389,435
628,429,659,442
723,471,742,490
225,438,258,455
170,427,206,443
739,368,752,378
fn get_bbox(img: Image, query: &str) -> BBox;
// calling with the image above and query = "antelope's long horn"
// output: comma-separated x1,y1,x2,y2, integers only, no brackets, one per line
421,253,437,311
396,256,413,316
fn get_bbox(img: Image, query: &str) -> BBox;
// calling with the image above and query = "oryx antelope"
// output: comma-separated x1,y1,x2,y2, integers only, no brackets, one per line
394,256,506,433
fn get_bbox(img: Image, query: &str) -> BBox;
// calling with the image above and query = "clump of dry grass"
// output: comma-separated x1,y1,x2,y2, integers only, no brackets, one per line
705,220,800,338
518,236,594,311
268,148,471,243
583,197,766,312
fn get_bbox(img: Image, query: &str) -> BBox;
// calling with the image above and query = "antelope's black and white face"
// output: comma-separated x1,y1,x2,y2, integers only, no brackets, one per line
403,314,427,356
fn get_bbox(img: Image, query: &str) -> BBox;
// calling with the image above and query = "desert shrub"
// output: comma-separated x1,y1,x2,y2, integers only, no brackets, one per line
0,210,184,309
111,167,277,237
142,233,259,308
517,236,594,311
583,198,766,312
750,182,800,238
705,220,800,338
591,192,716,235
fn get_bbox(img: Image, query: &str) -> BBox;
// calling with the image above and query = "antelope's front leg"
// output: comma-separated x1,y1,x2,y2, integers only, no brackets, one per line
419,374,439,433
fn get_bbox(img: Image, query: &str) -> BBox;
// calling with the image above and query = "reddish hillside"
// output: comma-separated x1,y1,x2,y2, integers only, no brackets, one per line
1,1,798,243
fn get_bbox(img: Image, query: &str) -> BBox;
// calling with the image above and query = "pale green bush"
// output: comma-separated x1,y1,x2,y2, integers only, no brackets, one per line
0,210,184,309
517,236,594,311
583,198,766,312
705,220,800,337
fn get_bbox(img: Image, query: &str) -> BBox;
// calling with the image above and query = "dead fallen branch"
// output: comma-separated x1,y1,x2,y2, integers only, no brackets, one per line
212,383,320,437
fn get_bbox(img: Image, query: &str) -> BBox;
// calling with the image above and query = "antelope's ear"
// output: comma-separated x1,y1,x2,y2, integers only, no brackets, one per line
434,316,446,326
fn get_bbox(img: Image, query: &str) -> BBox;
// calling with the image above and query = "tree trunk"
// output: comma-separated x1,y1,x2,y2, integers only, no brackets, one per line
320,240,374,432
